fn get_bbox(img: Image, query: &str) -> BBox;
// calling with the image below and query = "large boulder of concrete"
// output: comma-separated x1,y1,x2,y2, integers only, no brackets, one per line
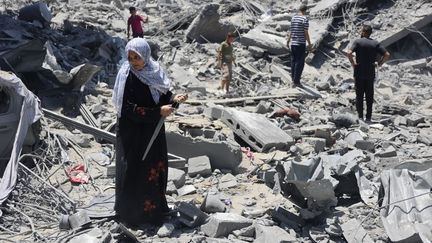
241,27,289,55
185,4,235,43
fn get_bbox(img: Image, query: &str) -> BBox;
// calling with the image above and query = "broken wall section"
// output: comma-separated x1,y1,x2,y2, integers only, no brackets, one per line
185,4,236,43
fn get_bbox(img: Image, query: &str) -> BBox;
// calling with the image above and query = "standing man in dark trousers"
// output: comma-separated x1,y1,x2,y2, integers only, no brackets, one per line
287,4,312,88
347,25,390,122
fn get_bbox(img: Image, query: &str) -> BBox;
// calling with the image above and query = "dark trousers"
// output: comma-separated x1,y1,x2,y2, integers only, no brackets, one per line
355,78,374,119
132,32,144,38
291,44,306,84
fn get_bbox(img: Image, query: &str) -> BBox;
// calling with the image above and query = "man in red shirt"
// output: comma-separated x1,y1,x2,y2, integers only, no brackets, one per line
127,7,148,39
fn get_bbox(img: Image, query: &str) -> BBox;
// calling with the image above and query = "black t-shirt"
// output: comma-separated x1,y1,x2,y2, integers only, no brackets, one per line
350,37,387,79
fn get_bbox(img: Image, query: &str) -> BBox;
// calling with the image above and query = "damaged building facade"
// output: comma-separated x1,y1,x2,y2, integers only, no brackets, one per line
0,0,432,242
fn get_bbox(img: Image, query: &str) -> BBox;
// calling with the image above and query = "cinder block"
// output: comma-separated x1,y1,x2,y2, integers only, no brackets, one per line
188,156,212,177
221,109,294,152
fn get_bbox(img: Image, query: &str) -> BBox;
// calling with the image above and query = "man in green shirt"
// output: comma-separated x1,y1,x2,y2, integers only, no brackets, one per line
217,33,236,93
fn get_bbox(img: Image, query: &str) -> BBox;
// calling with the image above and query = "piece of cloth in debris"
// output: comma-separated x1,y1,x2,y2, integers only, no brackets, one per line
112,38,170,117
115,71,174,226
379,161,432,242
0,71,42,206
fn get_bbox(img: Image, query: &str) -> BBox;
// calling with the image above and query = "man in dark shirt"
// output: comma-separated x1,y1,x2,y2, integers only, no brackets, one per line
347,25,390,122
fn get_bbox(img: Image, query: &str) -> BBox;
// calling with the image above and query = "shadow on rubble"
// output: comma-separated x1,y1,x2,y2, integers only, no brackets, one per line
0,13,125,117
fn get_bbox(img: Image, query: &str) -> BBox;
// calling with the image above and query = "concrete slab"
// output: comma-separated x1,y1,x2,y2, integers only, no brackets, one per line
221,109,295,152
241,27,289,55
185,4,235,43
377,13,432,48
254,224,296,243
166,132,242,171
341,219,374,243
201,213,253,238
310,0,346,16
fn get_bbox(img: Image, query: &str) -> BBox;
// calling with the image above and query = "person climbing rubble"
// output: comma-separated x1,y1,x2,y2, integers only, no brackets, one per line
347,24,390,123
127,6,149,39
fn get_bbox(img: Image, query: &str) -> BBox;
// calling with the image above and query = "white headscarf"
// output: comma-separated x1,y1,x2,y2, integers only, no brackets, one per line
112,38,171,117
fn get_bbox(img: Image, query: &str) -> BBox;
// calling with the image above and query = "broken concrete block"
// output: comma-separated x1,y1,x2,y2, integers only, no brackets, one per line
344,131,363,147
157,223,175,238
18,2,52,24
270,63,292,84
166,181,177,195
188,155,212,177
254,224,296,243
355,140,375,151
68,210,91,229
69,63,102,90
283,179,337,217
315,82,330,91
203,105,224,120
300,125,336,136
218,173,238,189
310,0,346,15
243,208,267,218
222,109,295,152
303,137,326,153
255,100,271,114
241,27,289,55
248,46,265,58
322,74,336,86
375,146,397,158
177,185,197,197
185,4,235,43
417,130,432,145
341,219,374,243
271,206,305,231
201,213,253,238
406,114,425,127
201,194,227,214
166,132,242,171
168,167,186,188
331,112,358,128
176,201,209,228
233,225,255,237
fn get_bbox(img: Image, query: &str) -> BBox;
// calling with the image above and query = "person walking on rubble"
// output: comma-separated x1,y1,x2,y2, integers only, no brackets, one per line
347,24,390,123
112,38,188,226
127,7,148,39
287,4,312,88
217,32,236,94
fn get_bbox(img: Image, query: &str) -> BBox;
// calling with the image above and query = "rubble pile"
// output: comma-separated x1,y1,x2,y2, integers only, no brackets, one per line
0,0,432,242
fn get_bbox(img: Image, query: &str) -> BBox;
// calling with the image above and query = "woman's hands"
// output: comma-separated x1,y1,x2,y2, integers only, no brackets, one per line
160,105,174,117
160,94,188,117
173,94,188,103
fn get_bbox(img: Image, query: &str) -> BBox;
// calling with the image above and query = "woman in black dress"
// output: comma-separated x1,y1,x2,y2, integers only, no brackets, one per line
112,38,187,226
